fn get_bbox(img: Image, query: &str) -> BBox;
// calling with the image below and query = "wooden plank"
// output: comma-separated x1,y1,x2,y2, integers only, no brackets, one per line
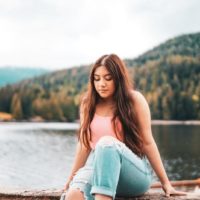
0,188,199,200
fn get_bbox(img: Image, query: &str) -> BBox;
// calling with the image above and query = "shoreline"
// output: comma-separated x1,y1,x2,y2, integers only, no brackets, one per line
151,120,200,125
1,120,200,126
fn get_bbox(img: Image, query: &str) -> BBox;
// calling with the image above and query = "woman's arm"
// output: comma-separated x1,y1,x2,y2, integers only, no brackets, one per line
132,91,186,197
64,141,91,190
64,98,91,190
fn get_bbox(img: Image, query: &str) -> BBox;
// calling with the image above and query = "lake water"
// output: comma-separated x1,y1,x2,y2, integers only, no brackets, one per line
0,122,199,190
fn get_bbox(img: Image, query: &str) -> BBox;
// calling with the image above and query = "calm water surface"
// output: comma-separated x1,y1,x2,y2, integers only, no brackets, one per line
0,122,199,190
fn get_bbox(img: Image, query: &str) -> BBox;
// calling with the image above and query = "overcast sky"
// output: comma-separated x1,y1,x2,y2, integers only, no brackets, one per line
0,0,200,70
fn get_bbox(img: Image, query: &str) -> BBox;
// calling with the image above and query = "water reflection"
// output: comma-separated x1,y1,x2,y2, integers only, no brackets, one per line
152,125,200,180
0,128,77,189
0,123,199,189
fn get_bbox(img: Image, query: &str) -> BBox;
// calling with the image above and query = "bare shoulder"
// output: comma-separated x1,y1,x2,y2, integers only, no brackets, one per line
130,90,148,106
130,90,150,115
80,93,87,108
79,93,88,117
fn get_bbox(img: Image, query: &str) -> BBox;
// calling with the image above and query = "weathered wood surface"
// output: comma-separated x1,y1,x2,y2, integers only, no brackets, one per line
151,179,200,188
0,188,199,200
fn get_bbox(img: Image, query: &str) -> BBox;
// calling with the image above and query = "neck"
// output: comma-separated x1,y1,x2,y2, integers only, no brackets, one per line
99,97,115,105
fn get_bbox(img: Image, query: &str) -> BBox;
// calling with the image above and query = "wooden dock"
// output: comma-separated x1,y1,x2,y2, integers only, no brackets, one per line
0,188,199,200
0,179,200,200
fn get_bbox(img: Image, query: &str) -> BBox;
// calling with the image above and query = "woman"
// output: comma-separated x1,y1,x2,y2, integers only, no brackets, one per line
62,54,186,200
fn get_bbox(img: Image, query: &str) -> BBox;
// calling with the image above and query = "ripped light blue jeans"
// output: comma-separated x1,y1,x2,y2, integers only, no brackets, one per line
65,136,152,200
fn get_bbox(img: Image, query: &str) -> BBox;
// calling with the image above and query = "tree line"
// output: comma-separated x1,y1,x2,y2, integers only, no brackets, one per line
0,32,199,121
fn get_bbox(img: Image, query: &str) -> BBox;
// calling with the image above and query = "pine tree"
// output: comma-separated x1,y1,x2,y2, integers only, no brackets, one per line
11,93,23,119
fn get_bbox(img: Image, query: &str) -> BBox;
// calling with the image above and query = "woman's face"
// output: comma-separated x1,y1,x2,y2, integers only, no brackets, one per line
93,66,115,100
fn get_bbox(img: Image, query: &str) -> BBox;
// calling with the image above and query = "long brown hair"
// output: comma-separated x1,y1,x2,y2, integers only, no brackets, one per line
78,54,144,157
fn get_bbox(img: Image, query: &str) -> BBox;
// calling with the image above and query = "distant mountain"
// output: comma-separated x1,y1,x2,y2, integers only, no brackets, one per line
124,32,200,67
0,67,49,87
0,32,199,121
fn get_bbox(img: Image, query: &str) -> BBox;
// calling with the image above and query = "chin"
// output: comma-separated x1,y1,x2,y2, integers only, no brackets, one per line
99,94,112,99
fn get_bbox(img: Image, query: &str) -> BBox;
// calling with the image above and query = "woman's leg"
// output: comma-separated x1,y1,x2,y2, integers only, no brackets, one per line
65,188,85,200
90,136,123,199
95,194,112,200
116,142,152,197
65,169,94,200
91,136,121,199
90,136,152,199
65,152,95,200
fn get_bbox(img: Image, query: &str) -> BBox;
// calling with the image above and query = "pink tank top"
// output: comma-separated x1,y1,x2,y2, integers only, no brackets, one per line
90,113,123,149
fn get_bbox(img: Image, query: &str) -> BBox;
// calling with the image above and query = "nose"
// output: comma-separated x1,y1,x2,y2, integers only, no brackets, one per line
99,78,106,87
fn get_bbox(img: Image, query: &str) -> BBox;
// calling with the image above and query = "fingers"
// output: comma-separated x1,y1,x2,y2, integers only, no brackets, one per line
165,190,188,197
62,188,67,192
62,185,69,192
165,192,170,197
171,190,187,196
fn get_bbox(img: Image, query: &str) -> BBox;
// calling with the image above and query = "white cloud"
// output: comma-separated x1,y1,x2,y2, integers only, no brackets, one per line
0,0,199,69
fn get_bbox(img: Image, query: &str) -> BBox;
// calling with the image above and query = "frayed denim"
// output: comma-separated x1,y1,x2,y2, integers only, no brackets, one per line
66,136,152,200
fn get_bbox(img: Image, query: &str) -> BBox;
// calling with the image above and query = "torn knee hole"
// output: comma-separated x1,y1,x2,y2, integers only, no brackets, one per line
97,136,122,148
67,188,86,200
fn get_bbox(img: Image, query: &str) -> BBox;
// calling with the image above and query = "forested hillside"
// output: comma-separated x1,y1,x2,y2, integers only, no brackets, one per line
0,32,199,121
0,67,48,87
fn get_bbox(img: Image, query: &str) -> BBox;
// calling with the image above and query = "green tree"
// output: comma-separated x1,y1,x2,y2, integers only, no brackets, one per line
11,93,23,119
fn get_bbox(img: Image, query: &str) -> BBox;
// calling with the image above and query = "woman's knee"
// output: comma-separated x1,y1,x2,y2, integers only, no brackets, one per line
96,136,120,147
65,188,85,200
95,136,125,156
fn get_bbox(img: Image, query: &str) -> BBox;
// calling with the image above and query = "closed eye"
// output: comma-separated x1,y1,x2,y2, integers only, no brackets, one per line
94,75,100,81
104,75,112,81
94,74,112,81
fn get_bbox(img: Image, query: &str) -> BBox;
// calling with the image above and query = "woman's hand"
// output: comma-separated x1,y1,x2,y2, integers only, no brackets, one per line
63,180,71,192
162,183,187,197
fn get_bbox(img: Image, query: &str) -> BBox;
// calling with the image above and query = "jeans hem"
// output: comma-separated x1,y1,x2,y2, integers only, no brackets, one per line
90,186,115,198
